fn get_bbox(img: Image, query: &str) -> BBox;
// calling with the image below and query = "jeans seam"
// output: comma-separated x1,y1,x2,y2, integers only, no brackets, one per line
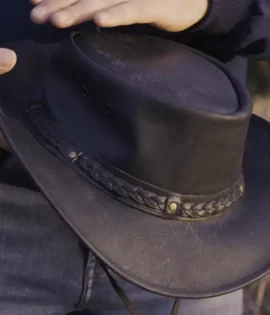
75,252,97,310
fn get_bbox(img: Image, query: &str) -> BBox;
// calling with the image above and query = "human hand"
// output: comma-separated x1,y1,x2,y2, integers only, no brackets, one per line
0,48,16,75
30,0,208,32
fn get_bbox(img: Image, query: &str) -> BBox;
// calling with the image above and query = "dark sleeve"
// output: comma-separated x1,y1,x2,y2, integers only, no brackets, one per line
186,0,270,59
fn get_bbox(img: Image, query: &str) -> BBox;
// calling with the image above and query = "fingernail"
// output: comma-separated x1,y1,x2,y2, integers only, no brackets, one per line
31,7,48,23
0,49,16,70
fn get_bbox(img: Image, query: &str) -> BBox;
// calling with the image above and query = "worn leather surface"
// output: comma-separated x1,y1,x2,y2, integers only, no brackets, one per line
46,32,249,195
0,32,269,298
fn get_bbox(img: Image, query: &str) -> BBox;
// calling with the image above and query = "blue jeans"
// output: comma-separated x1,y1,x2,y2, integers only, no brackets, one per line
0,156,243,315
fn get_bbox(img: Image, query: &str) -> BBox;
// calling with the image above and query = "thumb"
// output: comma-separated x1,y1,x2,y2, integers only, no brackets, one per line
0,48,17,75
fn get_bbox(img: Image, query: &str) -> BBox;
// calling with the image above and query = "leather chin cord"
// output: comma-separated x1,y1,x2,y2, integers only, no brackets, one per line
100,261,180,315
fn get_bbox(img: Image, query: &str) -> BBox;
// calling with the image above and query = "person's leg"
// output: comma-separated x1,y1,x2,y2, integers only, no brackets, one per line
87,260,243,315
0,178,86,315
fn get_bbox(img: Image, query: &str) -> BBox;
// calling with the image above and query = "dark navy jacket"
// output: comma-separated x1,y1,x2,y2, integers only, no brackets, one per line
0,0,269,83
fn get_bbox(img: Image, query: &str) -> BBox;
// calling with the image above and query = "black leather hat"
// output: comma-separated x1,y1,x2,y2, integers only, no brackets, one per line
0,31,270,298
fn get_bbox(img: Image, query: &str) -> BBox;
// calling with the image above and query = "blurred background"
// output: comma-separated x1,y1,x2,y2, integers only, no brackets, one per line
249,60,270,119
244,59,270,315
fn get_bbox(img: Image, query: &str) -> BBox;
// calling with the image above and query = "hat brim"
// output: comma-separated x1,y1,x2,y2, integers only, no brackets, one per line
1,38,270,299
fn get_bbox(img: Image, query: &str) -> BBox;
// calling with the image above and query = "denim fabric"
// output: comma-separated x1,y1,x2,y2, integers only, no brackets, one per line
0,155,244,315
0,183,84,315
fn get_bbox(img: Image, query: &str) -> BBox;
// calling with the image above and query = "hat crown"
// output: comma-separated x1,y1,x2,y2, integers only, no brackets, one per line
45,32,251,198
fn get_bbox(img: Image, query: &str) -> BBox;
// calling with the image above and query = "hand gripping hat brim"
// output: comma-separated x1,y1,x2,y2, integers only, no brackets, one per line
1,33,270,299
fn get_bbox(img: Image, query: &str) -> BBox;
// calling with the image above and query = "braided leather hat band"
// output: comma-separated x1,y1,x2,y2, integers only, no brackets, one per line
26,105,245,221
